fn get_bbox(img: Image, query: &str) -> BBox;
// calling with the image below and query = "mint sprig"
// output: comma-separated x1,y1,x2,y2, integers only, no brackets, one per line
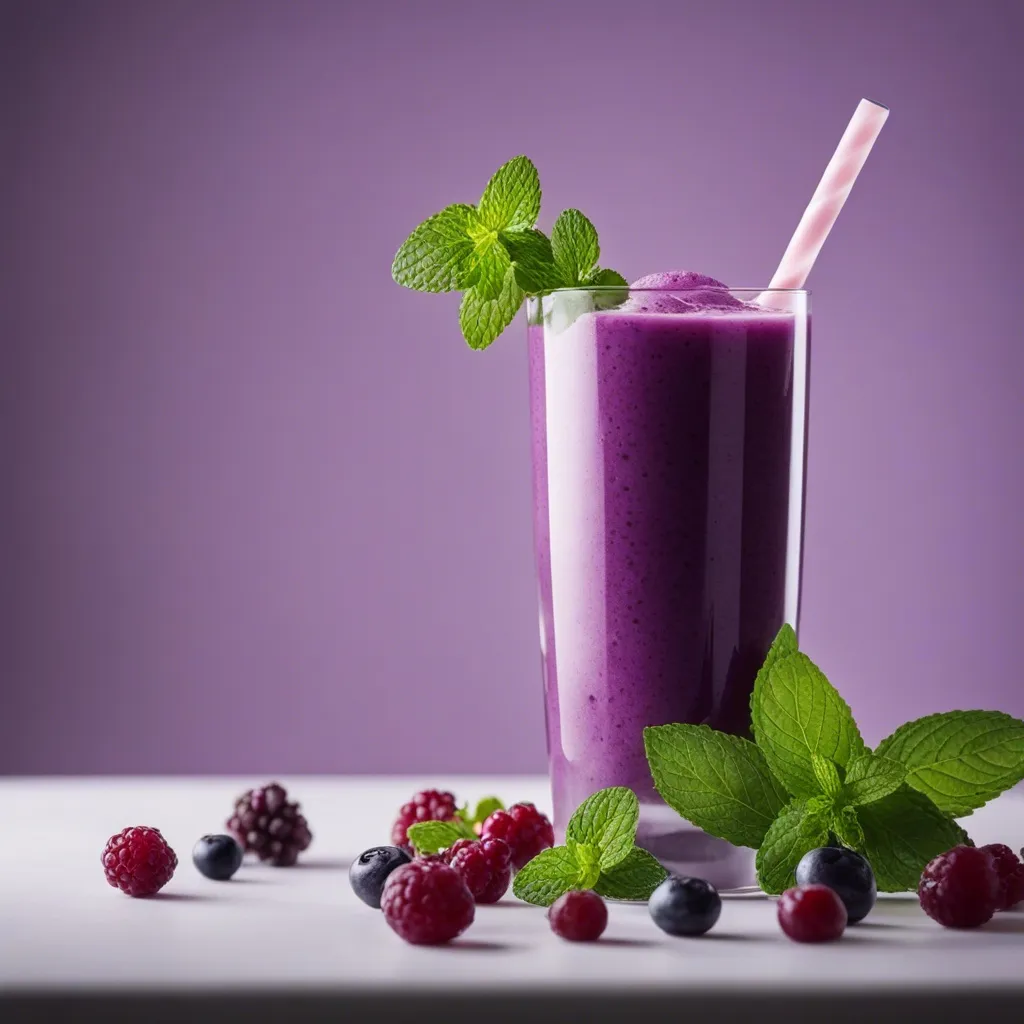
392,157,626,350
511,787,667,907
646,625,1024,894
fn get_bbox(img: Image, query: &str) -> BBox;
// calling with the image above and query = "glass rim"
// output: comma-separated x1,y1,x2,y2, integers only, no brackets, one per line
534,286,809,295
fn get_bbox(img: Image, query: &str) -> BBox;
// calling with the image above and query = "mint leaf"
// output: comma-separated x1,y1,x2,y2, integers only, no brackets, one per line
472,238,511,301
841,753,906,807
502,228,561,294
551,209,600,285
470,797,504,825
750,623,799,708
644,723,790,848
569,842,602,888
801,794,834,836
756,799,829,895
594,848,668,901
392,204,478,293
584,267,629,309
512,845,581,907
831,804,865,850
875,710,1024,817
477,156,541,232
458,266,524,350
811,754,843,798
584,267,628,288
858,786,966,892
751,652,866,799
406,820,471,854
565,786,639,871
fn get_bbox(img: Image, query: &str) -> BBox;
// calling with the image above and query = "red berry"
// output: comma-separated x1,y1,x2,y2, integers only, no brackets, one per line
102,826,178,897
390,790,459,849
380,860,475,945
980,843,1023,911
777,884,847,943
548,890,608,942
448,838,512,904
919,845,999,929
480,803,554,870
1007,865,1024,908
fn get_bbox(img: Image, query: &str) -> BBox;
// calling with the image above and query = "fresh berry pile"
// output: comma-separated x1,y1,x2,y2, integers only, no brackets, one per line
102,826,178,897
228,782,313,866
100,780,1024,952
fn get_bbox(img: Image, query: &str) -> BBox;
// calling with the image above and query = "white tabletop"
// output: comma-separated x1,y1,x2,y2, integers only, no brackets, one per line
2,776,1022,1023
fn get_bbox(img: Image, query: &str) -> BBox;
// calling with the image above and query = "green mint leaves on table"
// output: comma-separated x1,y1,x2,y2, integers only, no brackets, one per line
405,796,506,853
645,624,1024,895
392,156,626,350
512,787,667,907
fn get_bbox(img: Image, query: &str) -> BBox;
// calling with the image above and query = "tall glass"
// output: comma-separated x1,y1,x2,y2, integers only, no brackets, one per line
527,287,809,888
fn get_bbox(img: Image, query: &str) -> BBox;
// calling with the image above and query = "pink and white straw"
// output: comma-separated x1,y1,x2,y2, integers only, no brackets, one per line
762,98,889,301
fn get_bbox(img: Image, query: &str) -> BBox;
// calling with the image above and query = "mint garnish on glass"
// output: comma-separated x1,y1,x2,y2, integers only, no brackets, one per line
391,156,626,350
644,625,1024,894
510,787,667,907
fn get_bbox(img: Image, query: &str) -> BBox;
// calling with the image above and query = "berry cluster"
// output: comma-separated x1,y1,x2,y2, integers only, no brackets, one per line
919,843,1024,929
102,782,311,898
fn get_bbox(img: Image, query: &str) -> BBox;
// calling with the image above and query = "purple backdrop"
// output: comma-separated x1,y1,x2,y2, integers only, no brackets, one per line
2,0,1023,776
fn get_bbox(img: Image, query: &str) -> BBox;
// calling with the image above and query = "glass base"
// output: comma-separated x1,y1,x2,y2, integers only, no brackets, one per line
635,802,756,891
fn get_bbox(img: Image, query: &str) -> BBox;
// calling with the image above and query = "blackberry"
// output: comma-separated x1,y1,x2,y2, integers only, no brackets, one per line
227,781,312,866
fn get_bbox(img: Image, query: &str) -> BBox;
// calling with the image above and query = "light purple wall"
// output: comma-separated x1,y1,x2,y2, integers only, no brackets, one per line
2,0,1023,775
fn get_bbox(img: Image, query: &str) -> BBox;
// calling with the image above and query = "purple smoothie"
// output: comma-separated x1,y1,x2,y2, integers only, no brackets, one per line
528,277,808,883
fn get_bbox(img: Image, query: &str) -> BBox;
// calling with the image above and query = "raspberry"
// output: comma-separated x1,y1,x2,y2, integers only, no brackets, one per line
446,838,512,904
548,890,608,941
390,790,459,849
227,782,312,866
380,860,475,945
1008,865,1024,908
102,826,178,897
777,885,847,943
919,845,998,928
980,843,1023,911
480,803,554,870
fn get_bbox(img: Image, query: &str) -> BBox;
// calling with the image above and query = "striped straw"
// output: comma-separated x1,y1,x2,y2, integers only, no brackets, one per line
760,99,889,305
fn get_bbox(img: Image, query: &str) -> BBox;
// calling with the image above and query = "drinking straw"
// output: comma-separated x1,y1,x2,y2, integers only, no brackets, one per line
761,98,889,303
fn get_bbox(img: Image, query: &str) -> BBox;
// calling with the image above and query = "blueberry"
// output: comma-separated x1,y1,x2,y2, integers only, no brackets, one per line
192,834,244,881
349,846,412,908
795,846,876,924
648,875,721,936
